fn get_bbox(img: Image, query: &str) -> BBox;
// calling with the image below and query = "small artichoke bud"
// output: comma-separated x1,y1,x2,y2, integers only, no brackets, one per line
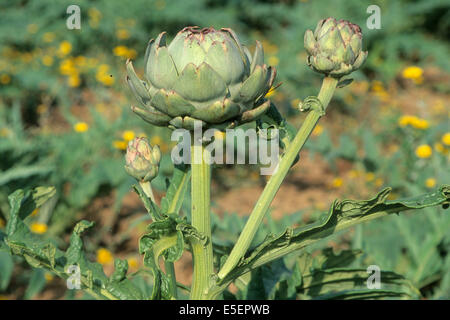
304,17,368,78
124,137,161,182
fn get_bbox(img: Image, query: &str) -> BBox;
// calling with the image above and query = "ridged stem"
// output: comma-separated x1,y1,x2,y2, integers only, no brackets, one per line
189,142,214,299
217,76,339,281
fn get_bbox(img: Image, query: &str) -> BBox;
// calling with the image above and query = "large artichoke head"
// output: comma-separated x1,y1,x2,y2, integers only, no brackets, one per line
126,26,276,130
304,18,367,78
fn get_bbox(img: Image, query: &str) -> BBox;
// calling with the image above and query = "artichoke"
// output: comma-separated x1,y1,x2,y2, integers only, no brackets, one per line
125,137,161,182
126,26,276,130
304,18,367,78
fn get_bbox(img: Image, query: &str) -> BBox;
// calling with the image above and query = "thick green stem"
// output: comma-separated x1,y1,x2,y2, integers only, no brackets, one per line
217,76,339,281
139,181,155,203
189,142,214,299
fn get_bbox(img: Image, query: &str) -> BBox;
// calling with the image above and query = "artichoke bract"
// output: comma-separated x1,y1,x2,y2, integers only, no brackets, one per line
304,18,367,78
126,26,276,130
125,137,161,182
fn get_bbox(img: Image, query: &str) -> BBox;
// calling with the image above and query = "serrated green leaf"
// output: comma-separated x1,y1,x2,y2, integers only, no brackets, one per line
4,187,145,300
220,186,449,284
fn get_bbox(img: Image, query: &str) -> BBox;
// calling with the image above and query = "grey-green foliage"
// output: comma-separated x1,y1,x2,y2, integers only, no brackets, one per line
213,186,449,297
357,196,450,298
3,186,144,300
0,0,447,104
241,249,420,300
0,101,142,236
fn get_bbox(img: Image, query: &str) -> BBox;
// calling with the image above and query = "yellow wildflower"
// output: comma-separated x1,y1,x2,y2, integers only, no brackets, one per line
402,66,423,84
59,59,76,75
331,177,343,188
415,144,432,159
113,45,129,57
350,80,369,94
290,98,300,109
365,172,375,182
425,178,436,188
150,135,163,146
96,64,114,86
74,56,87,67
58,41,72,56
155,0,166,10
37,104,48,114
431,100,445,114
27,24,38,34
44,273,54,282
387,192,398,200
349,169,360,179
96,248,113,265
371,80,390,101
42,32,55,43
68,73,81,87
411,118,429,130
88,8,102,29
0,74,11,85
260,40,278,55
371,80,385,93
122,130,135,141
74,122,89,132
30,222,48,234
442,133,450,146
399,115,429,129
127,257,139,270
113,46,136,59
434,142,448,155
21,52,33,63
312,125,323,137
98,74,114,86
126,49,136,59
31,208,39,216
0,128,11,137
113,140,127,150
268,56,279,66
250,171,260,181
343,93,355,104
374,178,384,188
398,115,414,127
42,55,54,66
116,29,130,40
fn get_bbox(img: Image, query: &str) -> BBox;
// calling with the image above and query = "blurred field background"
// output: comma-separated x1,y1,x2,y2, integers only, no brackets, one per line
0,0,449,299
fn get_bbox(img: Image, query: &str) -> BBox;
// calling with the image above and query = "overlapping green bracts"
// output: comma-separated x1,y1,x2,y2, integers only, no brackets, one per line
125,137,161,182
304,18,367,78
126,27,276,130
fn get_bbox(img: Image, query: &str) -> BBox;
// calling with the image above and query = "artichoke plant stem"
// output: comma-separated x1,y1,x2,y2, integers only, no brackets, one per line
141,180,178,297
139,181,156,203
190,142,214,299
217,76,339,281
